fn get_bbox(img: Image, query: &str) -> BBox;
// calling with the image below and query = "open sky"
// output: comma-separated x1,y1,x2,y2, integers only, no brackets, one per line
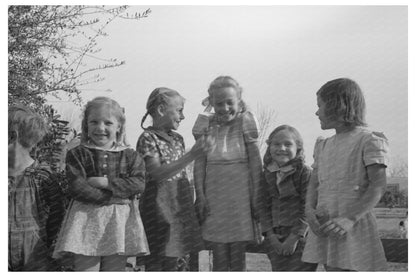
49,5,408,168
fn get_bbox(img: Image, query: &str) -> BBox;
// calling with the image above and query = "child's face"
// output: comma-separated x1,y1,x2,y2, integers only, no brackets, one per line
316,96,337,130
211,87,240,123
87,106,120,149
269,130,298,166
160,96,185,131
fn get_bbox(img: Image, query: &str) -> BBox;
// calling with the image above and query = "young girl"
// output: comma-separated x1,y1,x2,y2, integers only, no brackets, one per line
8,105,66,271
301,78,389,271
136,87,212,271
192,76,262,271
53,97,149,271
259,125,318,271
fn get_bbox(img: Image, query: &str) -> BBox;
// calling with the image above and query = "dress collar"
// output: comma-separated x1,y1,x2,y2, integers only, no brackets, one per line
147,126,175,144
266,160,295,174
82,142,128,152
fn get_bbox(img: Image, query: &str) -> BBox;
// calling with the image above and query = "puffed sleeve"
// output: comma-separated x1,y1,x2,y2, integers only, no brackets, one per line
192,112,213,140
363,131,389,167
136,131,160,159
242,111,259,143
311,136,325,170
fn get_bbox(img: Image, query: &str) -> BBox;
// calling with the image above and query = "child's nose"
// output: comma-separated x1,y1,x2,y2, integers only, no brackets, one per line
97,122,105,130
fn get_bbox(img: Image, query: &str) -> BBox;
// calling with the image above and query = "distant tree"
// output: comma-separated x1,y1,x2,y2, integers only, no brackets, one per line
255,103,277,155
8,5,150,204
8,5,151,110
387,159,408,178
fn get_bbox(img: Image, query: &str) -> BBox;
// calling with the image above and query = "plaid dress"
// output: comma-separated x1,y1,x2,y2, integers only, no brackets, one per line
8,161,65,271
53,144,149,257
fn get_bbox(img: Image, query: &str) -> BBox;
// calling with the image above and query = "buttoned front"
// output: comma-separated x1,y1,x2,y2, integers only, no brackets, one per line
53,145,149,258
259,158,310,237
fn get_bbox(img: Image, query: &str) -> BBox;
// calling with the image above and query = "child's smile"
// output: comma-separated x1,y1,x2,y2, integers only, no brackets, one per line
160,96,185,131
87,106,120,149
211,87,240,123
269,130,298,166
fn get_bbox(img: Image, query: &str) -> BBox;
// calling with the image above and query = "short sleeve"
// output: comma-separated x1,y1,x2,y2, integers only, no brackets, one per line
363,131,389,167
136,131,160,159
311,136,325,170
242,111,259,143
192,112,213,139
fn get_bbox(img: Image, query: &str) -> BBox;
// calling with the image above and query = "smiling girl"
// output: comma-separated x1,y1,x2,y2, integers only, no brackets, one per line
259,125,317,271
192,76,262,271
136,87,213,271
53,97,149,271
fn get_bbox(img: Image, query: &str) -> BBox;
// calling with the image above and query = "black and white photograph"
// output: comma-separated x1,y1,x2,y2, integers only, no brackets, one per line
6,2,411,272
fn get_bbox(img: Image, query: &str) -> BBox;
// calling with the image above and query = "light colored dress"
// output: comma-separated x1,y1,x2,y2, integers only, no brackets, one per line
301,128,389,271
192,111,259,243
53,144,149,258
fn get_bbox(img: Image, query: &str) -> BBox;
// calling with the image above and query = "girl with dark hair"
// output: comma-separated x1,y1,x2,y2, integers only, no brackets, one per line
301,78,389,271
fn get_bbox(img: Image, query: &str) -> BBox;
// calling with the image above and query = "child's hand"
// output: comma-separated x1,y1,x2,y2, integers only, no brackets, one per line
305,208,326,237
203,130,216,153
192,134,215,155
320,217,354,238
266,233,283,255
87,177,109,189
281,234,299,256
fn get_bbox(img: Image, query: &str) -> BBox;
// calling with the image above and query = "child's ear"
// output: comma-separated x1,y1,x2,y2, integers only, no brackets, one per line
156,104,165,117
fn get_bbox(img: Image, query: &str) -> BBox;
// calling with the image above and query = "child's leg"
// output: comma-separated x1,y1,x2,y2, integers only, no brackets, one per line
100,255,128,271
229,241,246,271
73,254,100,271
144,254,162,271
211,242,230,271
266,237,318,271
161,256,180,271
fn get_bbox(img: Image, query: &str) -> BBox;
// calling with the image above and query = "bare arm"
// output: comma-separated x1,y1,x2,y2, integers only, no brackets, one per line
347,164,386,221
321,164,387,236
145,137,208,183
304,169,325,236
193,155,207,200
305,169,319,211
246,142,262,220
